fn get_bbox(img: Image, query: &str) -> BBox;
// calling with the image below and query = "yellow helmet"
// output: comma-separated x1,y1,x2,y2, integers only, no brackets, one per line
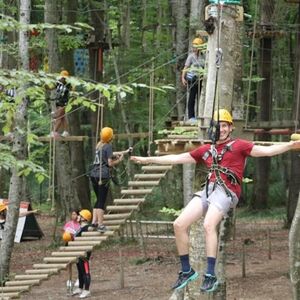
213,109,233,124
62,231,74,242
0,203,7,213
79,209,92,222
100,127,114,143
192,38,204,46
60,70,69,78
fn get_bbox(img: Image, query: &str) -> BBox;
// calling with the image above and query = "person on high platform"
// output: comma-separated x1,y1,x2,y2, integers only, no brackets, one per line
130,108,300,293
182,37,205,123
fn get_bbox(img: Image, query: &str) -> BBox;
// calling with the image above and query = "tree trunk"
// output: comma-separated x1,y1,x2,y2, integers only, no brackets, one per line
0,0,30,283
182,164,195,206
287,2,300,226
45,0,81,218
121,0,130,48
171,0,189,120
289,192,300,299
64,0,91,209
251,0,275,210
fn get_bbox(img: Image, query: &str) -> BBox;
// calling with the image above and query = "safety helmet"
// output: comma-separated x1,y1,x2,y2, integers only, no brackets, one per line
62,231,74,242
192,38,204,46
213,109,233,124
0,203,7,213
60,70,69,78
100,127,114,143
79,209,92,222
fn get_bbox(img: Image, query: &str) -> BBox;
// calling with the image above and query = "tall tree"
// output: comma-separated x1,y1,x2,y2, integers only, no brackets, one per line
251,0,275,210
0,0,31,282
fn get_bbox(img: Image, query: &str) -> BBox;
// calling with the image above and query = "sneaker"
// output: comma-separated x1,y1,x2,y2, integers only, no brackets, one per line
97,224,107,233
79,290,91,298
200,274,218,292
61,131,70,137
71,288,82,296
74,279,79,287
49,131,60,138
171,268,199,290
66,279,73,288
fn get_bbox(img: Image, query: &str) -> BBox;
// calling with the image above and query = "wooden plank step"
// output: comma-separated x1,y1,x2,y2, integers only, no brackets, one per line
141,165,172,171
0,292,20,299
5,280,40,286
121,189,152,195
128,181,159,186
59,246,94,252
43,257,77,263
67,241,103,246
33,263,67,269
106,225,120,231
106,205,138,211
134,174,165,179
81,231,114,237
103,219,126,225
25,269,59,275
114,199,145,205
74,236,107,241
104,213,131,220
0,286,29,292
14,274,48,280
51,251,86,257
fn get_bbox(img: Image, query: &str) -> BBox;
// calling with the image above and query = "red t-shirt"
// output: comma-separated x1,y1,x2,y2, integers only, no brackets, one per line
189,139,254,198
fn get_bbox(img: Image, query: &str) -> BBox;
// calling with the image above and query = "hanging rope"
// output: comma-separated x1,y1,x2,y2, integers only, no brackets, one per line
245,0,259,129
148,60,154,156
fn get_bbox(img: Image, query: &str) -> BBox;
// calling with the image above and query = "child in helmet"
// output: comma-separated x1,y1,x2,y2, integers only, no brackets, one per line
89,127,124,233
71,209,93,299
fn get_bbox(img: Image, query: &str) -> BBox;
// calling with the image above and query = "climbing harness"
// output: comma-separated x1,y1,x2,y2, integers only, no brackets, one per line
203,140,240,199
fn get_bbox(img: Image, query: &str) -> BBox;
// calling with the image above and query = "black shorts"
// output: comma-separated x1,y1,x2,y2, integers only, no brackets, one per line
90,177,110,210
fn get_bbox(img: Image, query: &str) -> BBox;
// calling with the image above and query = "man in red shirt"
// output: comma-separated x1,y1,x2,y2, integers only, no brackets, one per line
131,109,300,293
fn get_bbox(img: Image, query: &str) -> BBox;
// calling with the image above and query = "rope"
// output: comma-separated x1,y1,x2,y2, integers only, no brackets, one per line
245,0,259,129
148,60,154,156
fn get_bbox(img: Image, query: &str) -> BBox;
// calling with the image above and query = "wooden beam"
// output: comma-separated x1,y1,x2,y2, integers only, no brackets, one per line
114,132,149,139
247,120,297,129
37,136,87,142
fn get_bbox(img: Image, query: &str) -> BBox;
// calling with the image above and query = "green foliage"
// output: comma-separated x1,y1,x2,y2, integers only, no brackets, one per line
159,207,182,217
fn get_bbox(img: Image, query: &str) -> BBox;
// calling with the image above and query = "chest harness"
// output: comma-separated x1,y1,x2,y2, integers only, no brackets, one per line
202,140,240,198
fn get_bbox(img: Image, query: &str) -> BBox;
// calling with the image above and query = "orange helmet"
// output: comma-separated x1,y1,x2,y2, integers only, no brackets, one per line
62,231,74,242
0,203,7,213
100,127,113,143
60,70,69,78
79,209,92,222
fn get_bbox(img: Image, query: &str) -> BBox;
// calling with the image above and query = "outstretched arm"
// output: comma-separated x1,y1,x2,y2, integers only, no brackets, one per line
130,152,196,165
250,140,300,157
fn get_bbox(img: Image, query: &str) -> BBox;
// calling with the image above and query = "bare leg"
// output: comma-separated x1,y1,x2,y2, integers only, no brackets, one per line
173,196,204,255
203,204,224,257
53,106,65,132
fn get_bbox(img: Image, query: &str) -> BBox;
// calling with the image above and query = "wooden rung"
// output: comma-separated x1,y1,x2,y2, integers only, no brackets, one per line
33,263,67,269
141,165,172,171
0,292,20,299
128,181,160,186
0,286,30,292
51,251,86,257
67,241,103,246
81,231,114,237
121,189,152,195
59,246,94,252
25,269,59,275
74,236,107,241
103,219,126,225
104,213,131,220
106,225,120,231
5,280,40,286
14,274,48,280
106,205,138,211
43,257,77,263
114,199,145,205
134,174,165,179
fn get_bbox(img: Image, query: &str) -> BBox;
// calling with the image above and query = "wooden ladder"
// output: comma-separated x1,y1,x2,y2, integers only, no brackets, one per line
0,164,172,299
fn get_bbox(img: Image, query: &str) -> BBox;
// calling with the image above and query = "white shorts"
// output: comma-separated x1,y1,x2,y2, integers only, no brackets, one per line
193,183,238,216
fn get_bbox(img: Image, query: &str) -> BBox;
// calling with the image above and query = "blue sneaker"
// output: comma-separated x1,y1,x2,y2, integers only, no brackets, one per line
200,274,218,292
171,268,199,290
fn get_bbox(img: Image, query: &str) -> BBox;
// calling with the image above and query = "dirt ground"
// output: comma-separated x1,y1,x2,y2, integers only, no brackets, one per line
8,214,292,300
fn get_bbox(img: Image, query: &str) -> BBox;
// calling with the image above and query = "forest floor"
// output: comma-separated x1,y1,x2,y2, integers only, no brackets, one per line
8,214,292,300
